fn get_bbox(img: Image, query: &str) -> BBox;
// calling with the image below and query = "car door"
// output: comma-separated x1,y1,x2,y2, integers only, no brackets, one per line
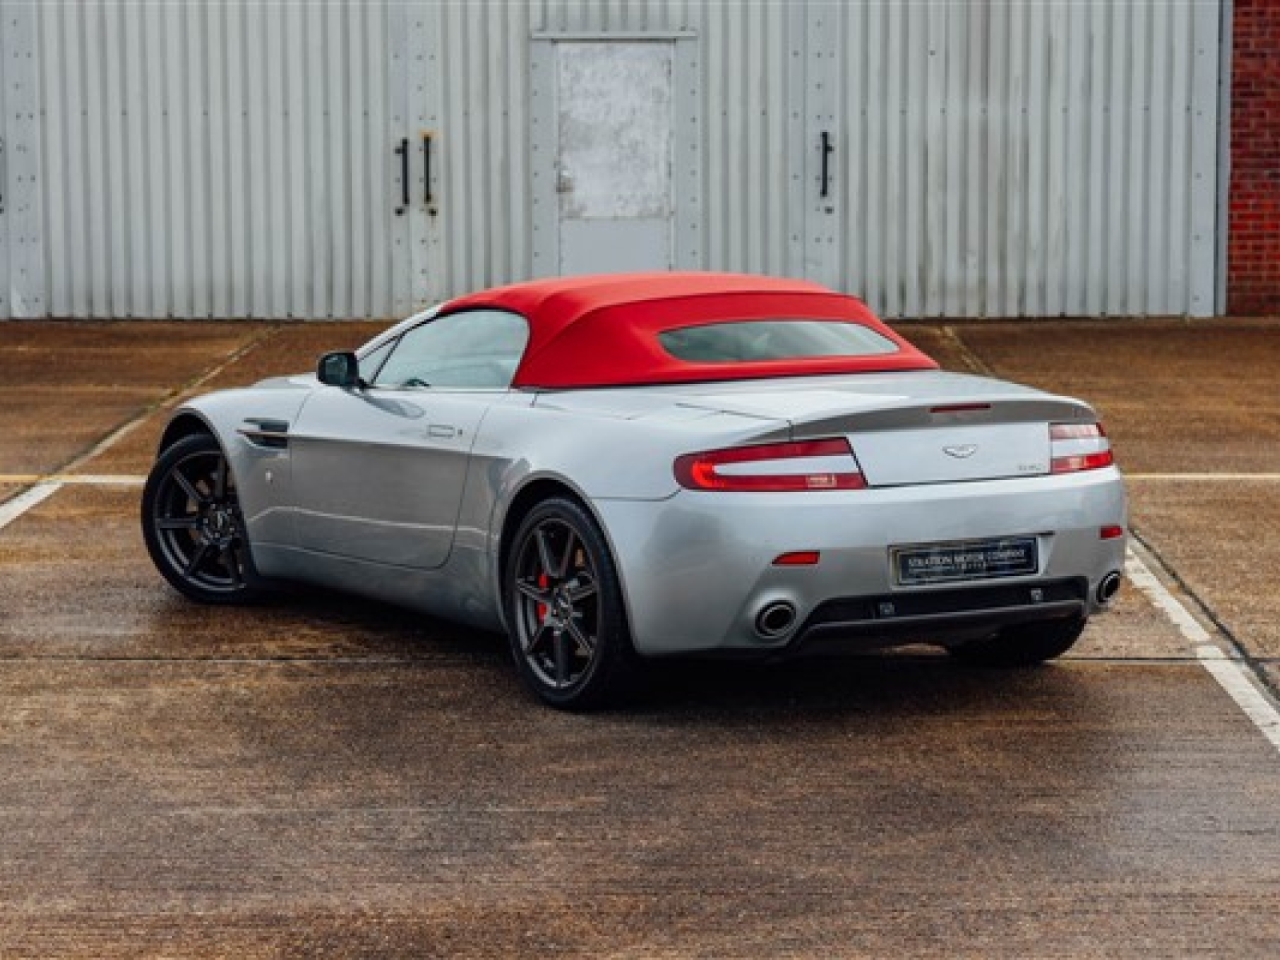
289,308,529,569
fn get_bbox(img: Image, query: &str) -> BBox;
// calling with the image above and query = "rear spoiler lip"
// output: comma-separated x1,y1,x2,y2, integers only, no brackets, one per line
785,396,1097,438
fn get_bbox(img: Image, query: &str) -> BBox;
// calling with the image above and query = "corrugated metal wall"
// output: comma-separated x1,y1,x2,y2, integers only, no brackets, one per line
0,0,1223,319
14,0,403,320
829,1,1223,318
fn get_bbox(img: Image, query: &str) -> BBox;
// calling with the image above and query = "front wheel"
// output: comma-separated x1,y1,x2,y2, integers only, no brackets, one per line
946,616,1087,668
141,432,263,605
504,497,637,710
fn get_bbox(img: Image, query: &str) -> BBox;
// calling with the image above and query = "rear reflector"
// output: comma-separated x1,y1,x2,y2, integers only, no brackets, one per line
1100,525,1125,540
772,551,821,566
674,439,866,492
1049,422,1114,474
1052,451,1115,473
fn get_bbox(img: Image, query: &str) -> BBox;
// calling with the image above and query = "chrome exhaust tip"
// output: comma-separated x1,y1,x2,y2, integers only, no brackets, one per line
755,601,798,639
1097,571,1122,605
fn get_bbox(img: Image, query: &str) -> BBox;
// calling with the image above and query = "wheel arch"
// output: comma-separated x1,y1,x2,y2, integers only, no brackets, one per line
494,475,634,640
498,476,595,589
158,411,219,455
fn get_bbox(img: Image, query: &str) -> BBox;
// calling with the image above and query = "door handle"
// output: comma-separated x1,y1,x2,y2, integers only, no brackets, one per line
394,137,409,215
819,131,835,198
422,132,434,205
423,132,439,217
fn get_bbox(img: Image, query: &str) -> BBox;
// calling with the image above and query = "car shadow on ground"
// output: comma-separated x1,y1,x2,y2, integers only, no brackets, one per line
253,584,1096,725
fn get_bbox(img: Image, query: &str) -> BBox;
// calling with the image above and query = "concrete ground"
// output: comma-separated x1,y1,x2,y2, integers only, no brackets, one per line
1,318,1279,957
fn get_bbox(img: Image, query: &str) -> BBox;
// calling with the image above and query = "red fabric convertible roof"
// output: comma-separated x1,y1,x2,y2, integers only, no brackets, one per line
441,272,938,389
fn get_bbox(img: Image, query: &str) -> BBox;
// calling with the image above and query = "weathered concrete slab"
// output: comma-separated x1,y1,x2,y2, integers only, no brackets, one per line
1070,575,1192,660
0,486,479,662
81,322,384,476
1,659,1278,958
3,317,1280,958
948,319,1280,475
0,387,155,476
0,322,266,477
892,323,985,374
1129,478,1280,660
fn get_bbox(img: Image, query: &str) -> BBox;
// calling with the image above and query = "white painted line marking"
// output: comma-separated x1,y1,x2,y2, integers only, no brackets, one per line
1126,473,1280,481
57,475,147,486
0,474,146,486
1126,546,1280,756
0,482,63,532
1123,551,1214,645
0,328,276,520
1194,648,1280,753
50,325,278,479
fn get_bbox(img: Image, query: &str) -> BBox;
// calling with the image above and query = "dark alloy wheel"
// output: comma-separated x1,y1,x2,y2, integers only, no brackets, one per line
505,497,637,710
141,433,262,605
947,615,1087,668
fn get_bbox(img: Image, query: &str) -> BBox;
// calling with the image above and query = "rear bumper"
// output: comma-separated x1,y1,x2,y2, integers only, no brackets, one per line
593,468,1126,656
791,577,1087,652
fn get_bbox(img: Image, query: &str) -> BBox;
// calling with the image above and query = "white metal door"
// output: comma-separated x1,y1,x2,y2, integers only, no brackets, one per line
554,42,674,275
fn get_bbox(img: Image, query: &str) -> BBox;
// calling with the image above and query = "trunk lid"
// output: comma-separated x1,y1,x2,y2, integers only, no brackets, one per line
666,371,1096,487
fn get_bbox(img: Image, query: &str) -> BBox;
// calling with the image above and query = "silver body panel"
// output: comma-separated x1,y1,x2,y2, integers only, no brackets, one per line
169,369,1127,655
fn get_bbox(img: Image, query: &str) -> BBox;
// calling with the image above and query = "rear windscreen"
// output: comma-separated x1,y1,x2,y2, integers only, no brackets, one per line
658,320,899,363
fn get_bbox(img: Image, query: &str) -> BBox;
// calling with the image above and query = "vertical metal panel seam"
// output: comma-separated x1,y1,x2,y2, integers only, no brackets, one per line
706,0,722,269
103,5,124,316
9,5,45,317
212,2,232,317
486,0,504,288
1166,9,1192,316
1148,7,1171,315
1026,2,1045,316
49,3,69,315
1215,0,1232,314
0,0,10,318
510,1,531,283
348,0,365,318
1090,1,1106,315
783,0,805,282
1045,2,1067,316
86,3,107,314
977,0,990,316
1068,1,1089,316
839,0,855,294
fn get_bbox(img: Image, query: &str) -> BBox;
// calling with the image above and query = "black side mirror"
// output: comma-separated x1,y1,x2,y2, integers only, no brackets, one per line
317,351,362,388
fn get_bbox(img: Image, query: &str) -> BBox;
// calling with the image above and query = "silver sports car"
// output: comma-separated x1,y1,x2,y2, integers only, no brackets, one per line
142,273,1127,709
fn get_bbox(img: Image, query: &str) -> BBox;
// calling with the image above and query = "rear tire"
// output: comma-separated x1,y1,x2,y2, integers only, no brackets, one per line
504,497,638,710
946,616,1087,668
141,433,263,605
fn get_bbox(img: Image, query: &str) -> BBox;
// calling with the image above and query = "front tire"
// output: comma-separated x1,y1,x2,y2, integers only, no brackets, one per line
141,432,262,605
947,616,1087,668
504,497,637,710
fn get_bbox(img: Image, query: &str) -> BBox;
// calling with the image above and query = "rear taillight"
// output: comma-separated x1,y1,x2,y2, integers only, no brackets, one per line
1050,422,1114,474
674,439,866,492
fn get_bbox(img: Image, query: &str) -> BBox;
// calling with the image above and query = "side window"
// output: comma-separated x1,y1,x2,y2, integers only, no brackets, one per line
372,309,530,390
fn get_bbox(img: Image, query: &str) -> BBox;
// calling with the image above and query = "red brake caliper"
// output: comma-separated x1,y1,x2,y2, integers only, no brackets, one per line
536,572,549,622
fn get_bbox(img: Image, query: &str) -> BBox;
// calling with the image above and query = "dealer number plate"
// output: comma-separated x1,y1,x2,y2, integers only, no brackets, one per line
892,536,1039,586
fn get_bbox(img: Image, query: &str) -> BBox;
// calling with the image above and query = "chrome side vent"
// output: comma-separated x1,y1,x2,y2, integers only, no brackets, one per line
238,418,290,450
